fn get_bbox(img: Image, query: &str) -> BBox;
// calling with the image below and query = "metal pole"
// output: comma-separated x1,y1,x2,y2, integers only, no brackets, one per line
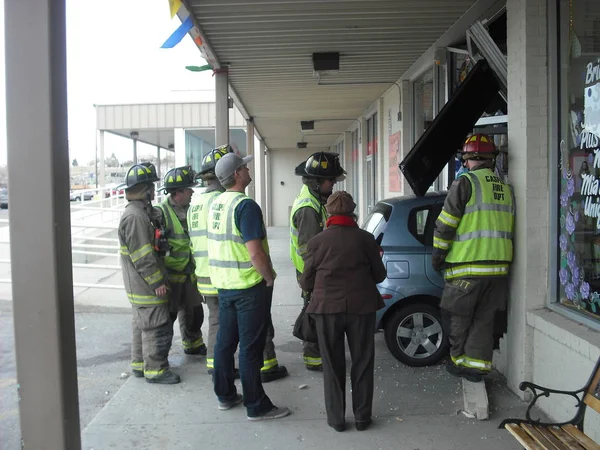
98,130,105,188
157,146,161,178
215,68,229,146
246,119,255,199
133,138,138,165
5,0,81,448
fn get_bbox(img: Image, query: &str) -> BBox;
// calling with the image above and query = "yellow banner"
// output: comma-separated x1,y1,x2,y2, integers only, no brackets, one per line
169,0,182,18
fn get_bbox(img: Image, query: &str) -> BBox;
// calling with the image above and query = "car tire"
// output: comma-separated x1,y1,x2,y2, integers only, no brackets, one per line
384,303,448,367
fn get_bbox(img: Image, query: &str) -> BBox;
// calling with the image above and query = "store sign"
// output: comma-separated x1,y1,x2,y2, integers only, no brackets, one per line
580,71,600,228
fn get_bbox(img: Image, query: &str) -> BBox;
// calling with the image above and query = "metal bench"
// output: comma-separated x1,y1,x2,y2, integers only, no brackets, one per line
500,358,600,449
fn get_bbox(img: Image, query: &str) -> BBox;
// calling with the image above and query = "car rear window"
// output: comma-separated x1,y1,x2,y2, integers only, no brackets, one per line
361,203,392,244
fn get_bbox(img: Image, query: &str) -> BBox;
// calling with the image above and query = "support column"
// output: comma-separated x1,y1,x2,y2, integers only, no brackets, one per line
132,138,138,164
264,144,272,227
343,131,353,195
400,79,414,195
215,69,229,147
357,117,367,221
246,119,255,199
258,139,267,216
497,0,549,395
174,128,186,167
97,130,105,187
5,0,81,448
157,146,161,179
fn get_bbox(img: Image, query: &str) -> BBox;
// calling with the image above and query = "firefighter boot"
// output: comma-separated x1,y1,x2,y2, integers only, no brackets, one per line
261,365,289,383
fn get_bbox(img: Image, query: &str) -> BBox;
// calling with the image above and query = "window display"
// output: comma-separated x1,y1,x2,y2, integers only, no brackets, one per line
557,0,600,317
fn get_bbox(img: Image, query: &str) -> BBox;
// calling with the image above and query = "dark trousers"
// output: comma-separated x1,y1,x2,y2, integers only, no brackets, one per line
313,313,376,426
262,286,278,370
301,290,321,366
213,281,274,417
440,277,508,370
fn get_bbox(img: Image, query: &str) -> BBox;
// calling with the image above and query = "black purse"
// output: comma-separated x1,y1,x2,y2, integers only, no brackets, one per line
293,302,318,343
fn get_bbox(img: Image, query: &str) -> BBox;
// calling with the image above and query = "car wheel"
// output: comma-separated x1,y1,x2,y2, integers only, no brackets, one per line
384,303,448,367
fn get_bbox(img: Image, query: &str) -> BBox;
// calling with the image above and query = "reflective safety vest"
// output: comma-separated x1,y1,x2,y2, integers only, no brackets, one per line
443,169,515,279
188,190,221,296
156,199,192,282
289,185,326,273
207,191,268,290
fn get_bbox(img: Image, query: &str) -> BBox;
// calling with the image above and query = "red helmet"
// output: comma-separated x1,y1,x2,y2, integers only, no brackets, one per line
460,133,497,160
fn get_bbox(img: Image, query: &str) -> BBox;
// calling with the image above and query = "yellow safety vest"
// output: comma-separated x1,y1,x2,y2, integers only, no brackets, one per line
289,185,326,273
441,169,515,279
188,190,221,296
207,191,268,290
156,199,192,283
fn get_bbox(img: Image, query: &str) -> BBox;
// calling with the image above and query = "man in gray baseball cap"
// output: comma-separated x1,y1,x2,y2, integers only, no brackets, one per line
207,152,290,420
215,153,254,187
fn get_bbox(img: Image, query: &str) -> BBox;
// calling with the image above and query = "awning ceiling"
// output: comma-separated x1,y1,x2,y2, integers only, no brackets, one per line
187,0,478,151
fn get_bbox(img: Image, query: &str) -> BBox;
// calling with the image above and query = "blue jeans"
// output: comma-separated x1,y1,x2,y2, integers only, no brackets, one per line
213,280,274,417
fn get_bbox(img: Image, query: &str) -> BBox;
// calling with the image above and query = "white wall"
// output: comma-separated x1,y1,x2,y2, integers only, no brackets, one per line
269,149,315,226
381,87,404,200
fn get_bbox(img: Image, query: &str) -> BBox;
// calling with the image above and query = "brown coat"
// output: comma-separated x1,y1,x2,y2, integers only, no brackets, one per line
300,224,387,315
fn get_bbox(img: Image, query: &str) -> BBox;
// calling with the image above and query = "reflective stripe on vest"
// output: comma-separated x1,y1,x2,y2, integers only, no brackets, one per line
207,192,267,290
289,185,326,273
156,200,191,274
188,191,221,295
444,169,514,278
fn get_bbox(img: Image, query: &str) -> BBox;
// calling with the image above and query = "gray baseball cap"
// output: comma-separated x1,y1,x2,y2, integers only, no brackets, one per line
215,153,254,182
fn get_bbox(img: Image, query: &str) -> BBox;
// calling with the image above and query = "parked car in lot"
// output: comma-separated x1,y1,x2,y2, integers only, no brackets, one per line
0,188,7,209
104,184,125,198
362,193,448,367
70,190,94,201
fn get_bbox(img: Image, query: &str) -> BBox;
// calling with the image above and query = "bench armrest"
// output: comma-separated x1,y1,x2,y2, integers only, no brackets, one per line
518,381,585,425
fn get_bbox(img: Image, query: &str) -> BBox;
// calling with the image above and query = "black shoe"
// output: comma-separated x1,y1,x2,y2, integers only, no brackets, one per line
145,370,181,385
462,369,484,383
445,360,464,378
329,423,345,432
261,365,289,383
355,419,372,431
185,344,207,356
132,369,144,378
208,368,240,379
306,364,323,372
218,393,244,411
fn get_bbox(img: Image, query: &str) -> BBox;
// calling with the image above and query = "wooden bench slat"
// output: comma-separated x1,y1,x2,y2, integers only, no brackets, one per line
520,424,564,450
533,425,571,450
562,424,600,450
585,367,600,400
548,426,586,449
584,394,600,415
505,424,547,450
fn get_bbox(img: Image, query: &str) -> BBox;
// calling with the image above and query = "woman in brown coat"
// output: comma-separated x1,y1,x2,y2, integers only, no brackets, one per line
300,191,387,432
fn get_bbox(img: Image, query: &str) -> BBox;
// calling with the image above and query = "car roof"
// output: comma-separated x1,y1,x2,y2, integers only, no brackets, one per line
377,191,447,208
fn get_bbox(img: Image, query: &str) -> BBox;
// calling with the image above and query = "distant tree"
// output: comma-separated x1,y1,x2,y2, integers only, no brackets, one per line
106,153,120,168
72,158,78,167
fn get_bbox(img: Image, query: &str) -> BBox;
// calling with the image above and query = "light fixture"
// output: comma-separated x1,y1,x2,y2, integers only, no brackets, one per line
312,52,340,72
296,142,308,149
300,121,315,131
130,131,139,140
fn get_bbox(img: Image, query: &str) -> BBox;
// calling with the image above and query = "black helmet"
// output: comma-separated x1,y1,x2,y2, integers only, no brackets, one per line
125,163,159,190
162,166,198,191
295,152,346,181
199,145,234,175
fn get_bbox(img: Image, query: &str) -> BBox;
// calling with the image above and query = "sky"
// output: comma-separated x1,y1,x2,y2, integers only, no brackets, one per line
0,0,217,166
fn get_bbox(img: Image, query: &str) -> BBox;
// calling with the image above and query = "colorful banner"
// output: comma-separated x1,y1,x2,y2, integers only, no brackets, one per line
389,132,401,192
169,0,182,18
161,15,194,49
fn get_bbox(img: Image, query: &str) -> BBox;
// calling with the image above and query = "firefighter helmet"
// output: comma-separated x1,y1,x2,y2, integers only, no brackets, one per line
460,133,498,160
294,151,346,181
125,162,159,189
199,145,234,175
162,166,198,191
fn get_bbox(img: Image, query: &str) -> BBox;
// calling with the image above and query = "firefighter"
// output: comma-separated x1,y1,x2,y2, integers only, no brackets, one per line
432,133,515,382
290,151,346,371
188,145,238,376
119,162,180,384
155,166,206,356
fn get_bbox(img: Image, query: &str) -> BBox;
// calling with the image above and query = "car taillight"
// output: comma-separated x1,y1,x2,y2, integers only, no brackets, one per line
381,294,393,300
378,246,384,258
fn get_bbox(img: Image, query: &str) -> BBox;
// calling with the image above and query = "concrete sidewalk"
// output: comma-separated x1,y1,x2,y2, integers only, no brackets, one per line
80,227,524,450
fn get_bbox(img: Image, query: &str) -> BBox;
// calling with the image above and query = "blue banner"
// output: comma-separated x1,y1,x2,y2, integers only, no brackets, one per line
161,15,194,49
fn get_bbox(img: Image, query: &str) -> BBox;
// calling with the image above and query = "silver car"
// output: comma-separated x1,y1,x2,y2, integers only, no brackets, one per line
362,193,448,367
0,188,8,209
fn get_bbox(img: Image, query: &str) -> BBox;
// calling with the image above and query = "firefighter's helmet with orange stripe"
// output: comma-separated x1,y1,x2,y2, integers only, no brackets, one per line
460,133,498,160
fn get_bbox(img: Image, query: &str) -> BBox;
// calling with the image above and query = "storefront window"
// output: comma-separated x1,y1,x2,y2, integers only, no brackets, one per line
557,0,600,318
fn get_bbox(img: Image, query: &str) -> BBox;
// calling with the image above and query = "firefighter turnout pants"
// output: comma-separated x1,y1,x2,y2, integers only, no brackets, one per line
440,277,508,373
131,304,174,379
169,276,205,352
